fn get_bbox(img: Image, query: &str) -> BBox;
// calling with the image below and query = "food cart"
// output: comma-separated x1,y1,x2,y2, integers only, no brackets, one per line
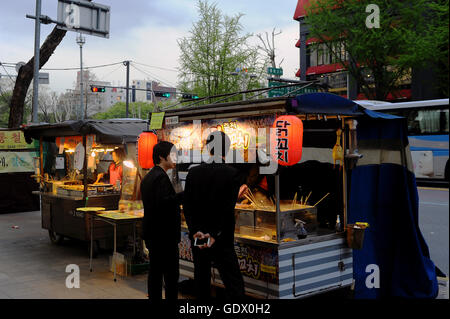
22,119,147,255
157,92,439,299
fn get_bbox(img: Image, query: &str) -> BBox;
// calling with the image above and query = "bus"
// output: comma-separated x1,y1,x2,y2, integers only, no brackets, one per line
356,99,449,181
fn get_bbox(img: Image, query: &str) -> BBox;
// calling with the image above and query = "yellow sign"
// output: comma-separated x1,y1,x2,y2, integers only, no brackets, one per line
0,131,38,150
149,112,165,130
261,264,276,274
0,151,39,173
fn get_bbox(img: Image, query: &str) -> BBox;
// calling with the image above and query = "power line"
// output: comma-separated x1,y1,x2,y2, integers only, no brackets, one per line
132,61,178,73
130,63,176,88
97,64,123,82
42,61,125,71
130,63,174,87
0,61,125,71
0,63,16,85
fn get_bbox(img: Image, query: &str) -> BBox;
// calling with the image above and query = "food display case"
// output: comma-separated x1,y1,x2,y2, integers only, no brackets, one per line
234,204,318,242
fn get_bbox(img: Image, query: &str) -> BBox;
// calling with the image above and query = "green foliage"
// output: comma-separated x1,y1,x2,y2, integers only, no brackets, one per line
0,91,11,127
92,101,173,120
0,89,32,127
177,0,265,102
305,0,449,99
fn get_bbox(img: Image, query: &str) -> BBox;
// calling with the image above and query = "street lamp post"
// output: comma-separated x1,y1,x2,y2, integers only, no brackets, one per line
76,33,86,119
230,67,257,101
31,0,42,123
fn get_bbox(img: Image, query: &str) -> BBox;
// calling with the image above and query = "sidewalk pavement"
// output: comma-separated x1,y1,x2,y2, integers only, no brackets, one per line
0,211,151,299
0,211,448,299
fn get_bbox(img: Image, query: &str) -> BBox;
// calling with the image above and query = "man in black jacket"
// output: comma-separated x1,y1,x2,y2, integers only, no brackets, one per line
183,131,247,299
141,141,182,300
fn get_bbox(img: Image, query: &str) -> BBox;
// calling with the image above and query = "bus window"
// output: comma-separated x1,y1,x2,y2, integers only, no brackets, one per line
409,108,449,135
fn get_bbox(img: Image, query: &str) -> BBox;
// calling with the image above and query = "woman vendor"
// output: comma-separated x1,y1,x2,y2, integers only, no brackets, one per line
95,148,126,189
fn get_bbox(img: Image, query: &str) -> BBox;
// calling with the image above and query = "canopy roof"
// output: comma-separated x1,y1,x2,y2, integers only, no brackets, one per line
23,119,148,144
162,93,399,122
291,93,400,119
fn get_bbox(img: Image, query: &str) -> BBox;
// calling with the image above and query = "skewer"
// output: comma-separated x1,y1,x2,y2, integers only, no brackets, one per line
304,191,312,206
292,192,298,209
300,196,304,206
248,189,258,204
270,197,275,210
244,194,257,207
313,193,330,207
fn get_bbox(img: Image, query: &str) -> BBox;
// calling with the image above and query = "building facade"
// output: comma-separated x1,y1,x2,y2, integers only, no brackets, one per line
293,0,419,101
131,79,177,103
62,70,126,117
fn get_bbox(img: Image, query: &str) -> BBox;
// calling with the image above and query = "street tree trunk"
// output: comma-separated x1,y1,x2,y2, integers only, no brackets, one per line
8,26,66,128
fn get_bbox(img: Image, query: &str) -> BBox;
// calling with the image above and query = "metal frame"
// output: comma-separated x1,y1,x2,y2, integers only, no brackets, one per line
89,212,140,281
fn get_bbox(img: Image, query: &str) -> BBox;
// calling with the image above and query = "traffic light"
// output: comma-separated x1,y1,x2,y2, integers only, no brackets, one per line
91,86,106,93
182,93,199,99
154,92,171,98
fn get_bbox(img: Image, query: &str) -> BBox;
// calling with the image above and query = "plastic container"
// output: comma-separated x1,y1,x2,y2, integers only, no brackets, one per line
346,224,368,249
110,252,127,276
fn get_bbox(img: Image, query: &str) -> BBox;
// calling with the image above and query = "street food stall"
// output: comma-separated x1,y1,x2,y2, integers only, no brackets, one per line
156,92,439,299
22,119,147,256
0,129,40,214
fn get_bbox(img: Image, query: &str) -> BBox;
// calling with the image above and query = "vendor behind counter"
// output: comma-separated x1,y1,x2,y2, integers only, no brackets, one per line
96,148,126,188
232,160,342,230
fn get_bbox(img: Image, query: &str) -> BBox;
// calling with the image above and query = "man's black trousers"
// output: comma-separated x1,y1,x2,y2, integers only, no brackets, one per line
145,241,179,300
192,240,245,300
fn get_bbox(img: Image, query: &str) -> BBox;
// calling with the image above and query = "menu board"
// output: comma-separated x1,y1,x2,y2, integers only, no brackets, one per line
161,115,275,163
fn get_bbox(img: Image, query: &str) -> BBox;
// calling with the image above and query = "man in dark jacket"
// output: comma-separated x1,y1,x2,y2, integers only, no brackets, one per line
141,141,182,300
183,131,247,299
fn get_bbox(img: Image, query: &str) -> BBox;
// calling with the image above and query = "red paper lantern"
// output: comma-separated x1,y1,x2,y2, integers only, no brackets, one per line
138,131,158,169
271,115,303,166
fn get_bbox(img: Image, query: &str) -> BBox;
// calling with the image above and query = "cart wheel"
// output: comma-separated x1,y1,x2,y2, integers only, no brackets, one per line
48,230,64,245
88,240,100,258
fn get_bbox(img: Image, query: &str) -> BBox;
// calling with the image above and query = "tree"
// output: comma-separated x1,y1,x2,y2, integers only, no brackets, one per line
304,0,449,100
257,28,284,69
92,101,172,120
37,87,60,123
8,26,67,128
56,93,77,122
177,0,264,100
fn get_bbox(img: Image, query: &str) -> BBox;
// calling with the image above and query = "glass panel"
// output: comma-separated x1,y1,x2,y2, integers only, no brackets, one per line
407,108,449,134
309,47,317,67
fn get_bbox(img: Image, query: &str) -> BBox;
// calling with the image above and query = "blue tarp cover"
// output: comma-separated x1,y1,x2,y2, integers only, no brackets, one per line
290,92,401,119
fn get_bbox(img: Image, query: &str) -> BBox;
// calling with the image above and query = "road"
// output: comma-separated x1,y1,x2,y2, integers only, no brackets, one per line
418,187,449,276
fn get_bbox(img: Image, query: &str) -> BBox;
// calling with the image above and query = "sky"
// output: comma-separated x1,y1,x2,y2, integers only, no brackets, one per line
0,0,301,94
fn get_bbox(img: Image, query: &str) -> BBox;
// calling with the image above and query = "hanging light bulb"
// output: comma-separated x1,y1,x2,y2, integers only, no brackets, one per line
123,160,135,169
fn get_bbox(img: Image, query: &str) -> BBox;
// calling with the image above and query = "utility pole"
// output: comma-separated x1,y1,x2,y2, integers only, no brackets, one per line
230,67,257,101
124,60,130,118
31,0,42,123
76,33,86,119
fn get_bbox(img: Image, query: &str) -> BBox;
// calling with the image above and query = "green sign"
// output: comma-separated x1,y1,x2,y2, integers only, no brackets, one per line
268,81,318,97
267,67,283,76
149,112,165,130
0,151,39,174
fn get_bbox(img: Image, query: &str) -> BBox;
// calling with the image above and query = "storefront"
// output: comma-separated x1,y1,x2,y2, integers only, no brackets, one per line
0,129,40,214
